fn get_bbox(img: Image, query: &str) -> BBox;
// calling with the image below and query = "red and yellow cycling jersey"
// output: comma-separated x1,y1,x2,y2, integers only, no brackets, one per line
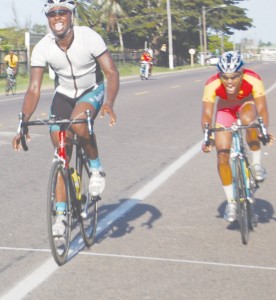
202,69,265,103
140,53,152,62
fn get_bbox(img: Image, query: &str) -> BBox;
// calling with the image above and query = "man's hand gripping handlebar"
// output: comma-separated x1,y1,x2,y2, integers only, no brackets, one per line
257,117,273,146
202,123,214,153
13,112,30,151
201,117,273,154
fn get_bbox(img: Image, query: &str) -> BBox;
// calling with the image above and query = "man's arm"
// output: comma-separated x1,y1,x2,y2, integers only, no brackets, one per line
97,51,119,126
14,54,19,75
201,101,215,152
201,101,214,130
12,67,44,150
21,67,45,121
254,95,269,128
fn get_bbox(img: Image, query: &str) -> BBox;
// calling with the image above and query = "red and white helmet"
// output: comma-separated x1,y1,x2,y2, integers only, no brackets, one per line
44,0,75,14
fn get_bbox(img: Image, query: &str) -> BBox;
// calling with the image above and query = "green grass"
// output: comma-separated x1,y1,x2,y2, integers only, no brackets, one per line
0,74,54,95
0,63,202,95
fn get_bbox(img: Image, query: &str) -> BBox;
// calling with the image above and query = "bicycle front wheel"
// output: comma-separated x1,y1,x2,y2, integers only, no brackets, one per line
47,160,72,266
233,159,250,245
77,151,98,247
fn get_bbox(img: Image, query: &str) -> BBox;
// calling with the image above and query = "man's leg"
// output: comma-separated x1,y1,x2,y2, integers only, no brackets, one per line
240,102,266,182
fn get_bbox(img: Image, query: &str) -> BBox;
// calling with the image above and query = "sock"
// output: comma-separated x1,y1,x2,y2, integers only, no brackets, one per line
56,202,66,216
223,184,234,202
251,149,261,166
89,157,102,170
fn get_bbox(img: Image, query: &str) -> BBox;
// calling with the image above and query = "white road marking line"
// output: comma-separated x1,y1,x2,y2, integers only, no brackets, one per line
0,258,58,300
1,247,276,272
135,91,150,95
81,252,276,272
266,81,276,94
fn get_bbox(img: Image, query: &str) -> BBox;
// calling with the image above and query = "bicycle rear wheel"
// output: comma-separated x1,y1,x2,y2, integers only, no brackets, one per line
233,159,250,245
47,160,72,265
76,150,98,247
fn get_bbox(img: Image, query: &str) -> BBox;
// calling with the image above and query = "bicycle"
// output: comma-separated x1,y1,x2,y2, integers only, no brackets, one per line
140,61,151,80
204,115,269,245
5,67,16,95
17,110,99,265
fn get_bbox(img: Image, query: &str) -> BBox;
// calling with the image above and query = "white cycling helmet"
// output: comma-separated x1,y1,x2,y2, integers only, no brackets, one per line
44,0,75,14
217,51,244,73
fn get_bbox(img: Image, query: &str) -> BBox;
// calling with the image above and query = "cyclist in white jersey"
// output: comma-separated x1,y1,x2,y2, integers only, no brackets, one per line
12,0,119,236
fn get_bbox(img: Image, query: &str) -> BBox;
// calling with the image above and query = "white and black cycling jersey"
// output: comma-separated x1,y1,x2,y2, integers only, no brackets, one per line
31,26,107,98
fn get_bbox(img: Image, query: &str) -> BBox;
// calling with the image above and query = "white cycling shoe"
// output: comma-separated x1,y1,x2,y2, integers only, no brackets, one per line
89,169,106,197
52,215,66,237
225,202,237,223
252,164,267,182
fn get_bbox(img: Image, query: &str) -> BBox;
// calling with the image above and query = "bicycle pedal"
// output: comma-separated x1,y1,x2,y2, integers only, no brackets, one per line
81,211,87,219
54,236,65,241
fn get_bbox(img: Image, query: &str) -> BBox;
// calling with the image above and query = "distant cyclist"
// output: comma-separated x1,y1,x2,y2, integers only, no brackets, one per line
201,51,273,222
12,0,119,236
3,50,18,94
140,48,153,76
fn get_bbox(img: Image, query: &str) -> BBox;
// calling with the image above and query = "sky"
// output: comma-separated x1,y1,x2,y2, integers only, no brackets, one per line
234,0,276,44
0,0,47,28
0,0,275,45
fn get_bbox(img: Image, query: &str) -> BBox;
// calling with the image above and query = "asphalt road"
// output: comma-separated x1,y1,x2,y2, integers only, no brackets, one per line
1,62,276,300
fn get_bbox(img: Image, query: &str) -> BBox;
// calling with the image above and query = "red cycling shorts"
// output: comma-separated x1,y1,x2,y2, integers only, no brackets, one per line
215,100,255,127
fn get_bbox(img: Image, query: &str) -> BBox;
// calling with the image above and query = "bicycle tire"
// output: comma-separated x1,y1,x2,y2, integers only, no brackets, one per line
233,159,250,245
247,165,258,230
5,81,10,95
76,148,98,247
47,160,72,266
11,80,16,95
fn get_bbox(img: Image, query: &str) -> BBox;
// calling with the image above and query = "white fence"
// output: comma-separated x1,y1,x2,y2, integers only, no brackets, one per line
260,47,276,61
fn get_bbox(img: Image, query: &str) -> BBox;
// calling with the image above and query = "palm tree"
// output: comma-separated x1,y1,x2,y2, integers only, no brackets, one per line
100,0,126,51
75,0,100,28
75,0,126,51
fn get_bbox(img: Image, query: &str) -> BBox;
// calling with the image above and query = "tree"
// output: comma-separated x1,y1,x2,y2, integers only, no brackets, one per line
74,0,254,62
101,0,126,51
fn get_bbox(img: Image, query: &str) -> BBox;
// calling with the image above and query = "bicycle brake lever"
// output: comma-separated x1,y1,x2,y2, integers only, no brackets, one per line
204,123,211,146
86,110,94,135
258,117,270,145
18,112,29,151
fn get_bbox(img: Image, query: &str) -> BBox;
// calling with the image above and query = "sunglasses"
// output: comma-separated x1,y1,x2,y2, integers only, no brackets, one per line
220,72,243,81
46,9,71,18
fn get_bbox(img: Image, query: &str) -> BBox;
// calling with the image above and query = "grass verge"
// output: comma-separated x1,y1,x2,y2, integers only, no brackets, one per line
0,63,202,95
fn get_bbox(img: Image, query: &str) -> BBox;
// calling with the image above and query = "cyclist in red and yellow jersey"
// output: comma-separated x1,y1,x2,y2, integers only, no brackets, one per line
140,49,153,75
201,51,273,222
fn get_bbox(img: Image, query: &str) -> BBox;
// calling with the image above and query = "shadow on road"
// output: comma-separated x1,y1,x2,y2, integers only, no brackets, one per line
66,198,161,264
96,198,162,242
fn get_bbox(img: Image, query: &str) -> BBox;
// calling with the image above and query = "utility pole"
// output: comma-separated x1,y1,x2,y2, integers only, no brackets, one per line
166,0,174,69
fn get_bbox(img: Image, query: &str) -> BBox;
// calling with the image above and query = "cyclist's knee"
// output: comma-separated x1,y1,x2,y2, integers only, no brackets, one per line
240,104,256,124
217,149,230,165
71,123,88,137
